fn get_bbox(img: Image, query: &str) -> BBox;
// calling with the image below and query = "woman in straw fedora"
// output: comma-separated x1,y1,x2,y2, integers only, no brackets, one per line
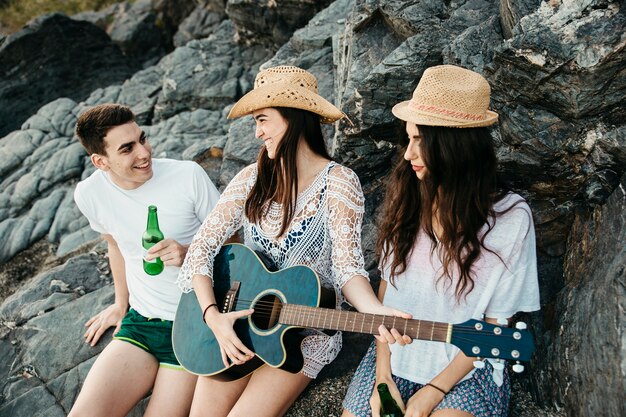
342,65,540,417
177,65,409,417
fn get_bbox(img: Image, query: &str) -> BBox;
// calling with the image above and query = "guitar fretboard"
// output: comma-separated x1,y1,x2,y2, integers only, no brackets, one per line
278,304,451,343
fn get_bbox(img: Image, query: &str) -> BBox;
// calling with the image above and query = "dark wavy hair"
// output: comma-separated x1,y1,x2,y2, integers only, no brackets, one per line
377,124,513,300
245,107,332,237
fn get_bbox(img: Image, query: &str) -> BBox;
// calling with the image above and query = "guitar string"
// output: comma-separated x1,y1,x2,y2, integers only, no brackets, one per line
217,300,518,333
204,302,520,338
203,305,524,354
217,297,517,330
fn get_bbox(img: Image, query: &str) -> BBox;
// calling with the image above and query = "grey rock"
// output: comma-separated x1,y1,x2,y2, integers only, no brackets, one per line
49,280,70,294
0,189,66,263
442,14,503,73
21,98,80,138
0,253,107,324
492,1,625,121
173,1,227,47
56,227,99,258
0,385,65,417
49,189,87,245
539,173,626,416
150,0,198,30
82,85,123,108
1,369,45,408
0,338,16,383
153,20,273,122
146,108,230,161
46,356,97,414
486,0,626,256
117,66,165,125
17,293,78,323
183,138,228,188
108,0,172,68
71,2,129,31
75,0,198,69
0,130,47,181
499,0,542,39
9,285,113,382
223,116,260,165
0,284,115,417
226,0,334,48
0,13,134,137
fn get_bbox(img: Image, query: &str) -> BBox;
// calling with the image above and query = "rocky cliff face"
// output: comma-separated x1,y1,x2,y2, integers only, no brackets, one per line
0,1,624,416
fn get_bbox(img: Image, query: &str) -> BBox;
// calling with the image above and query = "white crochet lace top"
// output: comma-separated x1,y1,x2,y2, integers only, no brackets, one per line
177,161,369,378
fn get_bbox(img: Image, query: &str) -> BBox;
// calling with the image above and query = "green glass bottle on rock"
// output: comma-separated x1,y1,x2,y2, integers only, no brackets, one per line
378,383,403,417
142,205,164,275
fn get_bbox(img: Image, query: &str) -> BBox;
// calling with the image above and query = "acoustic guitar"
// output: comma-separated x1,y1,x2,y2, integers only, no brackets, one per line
172,244,534,381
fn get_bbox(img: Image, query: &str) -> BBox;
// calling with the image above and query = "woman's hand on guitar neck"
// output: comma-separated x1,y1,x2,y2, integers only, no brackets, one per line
370,304,413,346
204,307,255,366
342,276,413,345
354,297,413,345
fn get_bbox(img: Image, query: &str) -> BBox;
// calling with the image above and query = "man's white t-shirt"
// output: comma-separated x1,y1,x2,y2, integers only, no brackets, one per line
382,193,540,384
74,158,220,320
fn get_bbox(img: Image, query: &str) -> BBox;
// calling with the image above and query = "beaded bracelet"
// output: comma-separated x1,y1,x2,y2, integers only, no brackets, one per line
425,382,448,396
202,303,218,324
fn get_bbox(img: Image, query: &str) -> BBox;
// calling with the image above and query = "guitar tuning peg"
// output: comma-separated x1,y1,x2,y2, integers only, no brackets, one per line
512,362,525,373
473,359,485,369
492,360,505,371
515,321,527,330
496,317,508,325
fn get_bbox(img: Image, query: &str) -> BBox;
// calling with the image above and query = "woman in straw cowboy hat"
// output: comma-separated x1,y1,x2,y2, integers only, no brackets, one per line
177,65,409,417
342,65,540,417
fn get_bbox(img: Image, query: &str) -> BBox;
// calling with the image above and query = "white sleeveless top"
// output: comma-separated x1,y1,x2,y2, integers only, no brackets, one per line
178,161,369,377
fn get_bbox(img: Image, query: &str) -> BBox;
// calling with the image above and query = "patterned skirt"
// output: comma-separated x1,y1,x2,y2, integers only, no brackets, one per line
342,341,511,417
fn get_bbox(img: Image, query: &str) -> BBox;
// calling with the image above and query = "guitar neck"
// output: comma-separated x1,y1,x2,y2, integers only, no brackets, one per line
279,304,452,343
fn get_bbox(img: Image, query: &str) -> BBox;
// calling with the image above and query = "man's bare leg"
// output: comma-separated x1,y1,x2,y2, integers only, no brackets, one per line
68,340,158,417
144,366,197,417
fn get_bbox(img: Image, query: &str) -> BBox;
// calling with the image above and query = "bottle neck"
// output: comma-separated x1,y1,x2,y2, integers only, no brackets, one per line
378,386,401,415
147,209,160,230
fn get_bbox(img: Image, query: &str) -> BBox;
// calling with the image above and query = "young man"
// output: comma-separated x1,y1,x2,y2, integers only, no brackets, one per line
69,104,220,417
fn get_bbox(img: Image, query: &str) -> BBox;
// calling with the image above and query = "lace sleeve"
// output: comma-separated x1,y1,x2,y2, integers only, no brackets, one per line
176,164,256,292
326,165,369,289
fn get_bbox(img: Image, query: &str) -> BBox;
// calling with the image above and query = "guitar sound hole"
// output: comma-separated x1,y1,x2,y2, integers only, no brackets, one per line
251,294,283,330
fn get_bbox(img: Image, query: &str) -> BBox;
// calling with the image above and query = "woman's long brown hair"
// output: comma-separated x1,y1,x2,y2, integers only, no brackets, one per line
245,107,332,237
377,124,512,300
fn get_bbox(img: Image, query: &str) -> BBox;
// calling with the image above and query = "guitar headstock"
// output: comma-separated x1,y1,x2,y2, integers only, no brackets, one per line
450,319,534,369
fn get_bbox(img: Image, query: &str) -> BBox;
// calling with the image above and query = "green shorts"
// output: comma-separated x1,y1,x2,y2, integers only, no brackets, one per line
113,309,182,369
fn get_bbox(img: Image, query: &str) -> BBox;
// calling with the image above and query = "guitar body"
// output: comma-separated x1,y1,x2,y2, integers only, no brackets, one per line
172,244,336,381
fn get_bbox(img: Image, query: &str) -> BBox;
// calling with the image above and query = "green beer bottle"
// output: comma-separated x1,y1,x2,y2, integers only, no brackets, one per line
377,383,403,417
142,205,164,275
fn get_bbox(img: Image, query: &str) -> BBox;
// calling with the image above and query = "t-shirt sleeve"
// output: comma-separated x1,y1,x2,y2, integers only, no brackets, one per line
484,203,541,318
190,162,221,221
73,182,107,234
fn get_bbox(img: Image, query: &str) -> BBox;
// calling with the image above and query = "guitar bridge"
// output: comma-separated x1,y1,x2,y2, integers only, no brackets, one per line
222,281,241,313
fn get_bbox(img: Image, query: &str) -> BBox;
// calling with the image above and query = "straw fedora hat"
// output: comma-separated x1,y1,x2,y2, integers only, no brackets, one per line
228,66,344,124
392,65,498,128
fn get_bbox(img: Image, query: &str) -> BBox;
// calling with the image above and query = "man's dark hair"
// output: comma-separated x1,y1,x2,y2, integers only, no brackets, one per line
75,104,135,155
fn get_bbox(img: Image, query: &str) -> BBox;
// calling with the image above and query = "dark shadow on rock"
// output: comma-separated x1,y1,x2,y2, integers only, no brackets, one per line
0,13,134,137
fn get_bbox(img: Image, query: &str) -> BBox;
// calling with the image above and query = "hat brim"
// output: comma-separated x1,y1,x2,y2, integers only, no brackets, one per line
392,101,498,128
228,84,344,124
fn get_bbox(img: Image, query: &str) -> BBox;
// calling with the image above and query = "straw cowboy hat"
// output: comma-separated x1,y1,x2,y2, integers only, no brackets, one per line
392,65,498,128
228,65,344,124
